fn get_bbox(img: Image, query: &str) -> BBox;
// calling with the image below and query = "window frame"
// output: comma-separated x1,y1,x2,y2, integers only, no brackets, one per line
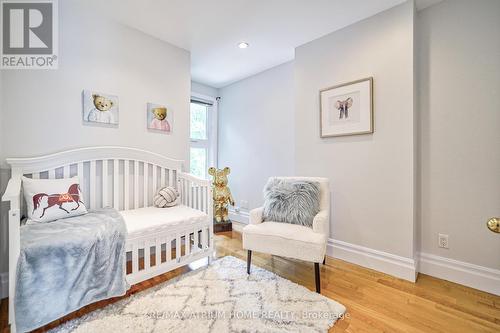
190,92,218,179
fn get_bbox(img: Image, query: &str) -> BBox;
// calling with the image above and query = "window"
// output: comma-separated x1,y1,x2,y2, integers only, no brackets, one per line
190,102,208,140
190,96,217,179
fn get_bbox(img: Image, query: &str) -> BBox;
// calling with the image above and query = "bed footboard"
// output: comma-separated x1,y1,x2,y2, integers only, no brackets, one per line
178,172,213,253
125,221,213,285
177,172,213,216
125,172,214,285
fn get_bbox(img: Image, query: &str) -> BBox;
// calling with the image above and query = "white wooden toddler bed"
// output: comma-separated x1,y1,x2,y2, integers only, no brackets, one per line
1,146,214,332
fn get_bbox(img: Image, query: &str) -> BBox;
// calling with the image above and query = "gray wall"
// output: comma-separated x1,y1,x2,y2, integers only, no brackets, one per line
295,2,416,259
218,62,295,213
217,0,500,274
0,0,191,279
0,68,6,275
0,68,2,161
191,81,219,98
0,0,190,166
418,0,500,269
0,169,8,275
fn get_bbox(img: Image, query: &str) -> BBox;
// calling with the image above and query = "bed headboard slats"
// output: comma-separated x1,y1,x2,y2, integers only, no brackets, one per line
8,147,184,214
133,160,139,209
113,159,119,209
143,163,149,207
102,160,108,207
152,165,158,198
124,160,130,210
89,160,96,209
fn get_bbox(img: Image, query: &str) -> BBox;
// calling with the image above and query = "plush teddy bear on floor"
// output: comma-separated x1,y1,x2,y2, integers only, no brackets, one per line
208,167,235,223
88,94,115,124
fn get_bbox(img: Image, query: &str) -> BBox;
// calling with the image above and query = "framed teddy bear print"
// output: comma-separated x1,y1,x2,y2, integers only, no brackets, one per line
147,102,173,133
319,77,373,137
82,90,119,126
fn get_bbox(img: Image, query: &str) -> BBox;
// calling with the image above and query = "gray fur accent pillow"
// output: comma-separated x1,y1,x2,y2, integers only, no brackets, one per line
262,179,320,227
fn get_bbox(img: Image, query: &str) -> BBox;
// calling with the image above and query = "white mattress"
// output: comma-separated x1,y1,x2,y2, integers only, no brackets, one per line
120,205,208,237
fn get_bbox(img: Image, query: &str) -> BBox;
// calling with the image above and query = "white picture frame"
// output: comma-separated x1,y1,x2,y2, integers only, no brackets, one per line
147,103,173,134
320,77,373,137
82,90,119,126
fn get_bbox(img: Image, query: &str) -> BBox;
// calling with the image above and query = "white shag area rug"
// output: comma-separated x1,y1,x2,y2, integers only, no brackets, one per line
51,256,346,333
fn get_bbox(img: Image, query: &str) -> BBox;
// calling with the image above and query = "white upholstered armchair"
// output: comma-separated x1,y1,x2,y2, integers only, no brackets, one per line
242,177,330,293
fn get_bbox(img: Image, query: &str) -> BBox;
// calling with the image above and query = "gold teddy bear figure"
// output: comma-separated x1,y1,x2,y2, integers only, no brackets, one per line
208,167,235,223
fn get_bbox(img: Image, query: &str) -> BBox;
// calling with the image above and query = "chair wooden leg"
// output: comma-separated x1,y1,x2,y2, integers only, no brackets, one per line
314,262,321,293
323,257,326,265
247,250,252,274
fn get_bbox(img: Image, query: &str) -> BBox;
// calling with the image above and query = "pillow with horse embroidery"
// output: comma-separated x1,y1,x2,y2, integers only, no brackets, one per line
22,176,88,223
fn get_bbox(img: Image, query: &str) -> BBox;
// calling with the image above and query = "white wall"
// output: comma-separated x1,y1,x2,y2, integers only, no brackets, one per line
1,0,496,295
1,0,190,165
207,0,499,290
218,62,295,217
0,169,7,280
294,2,416,261
0,0,190,284
191,81,218,98
418,0,500,269
0,69,6,277
0,68,3,161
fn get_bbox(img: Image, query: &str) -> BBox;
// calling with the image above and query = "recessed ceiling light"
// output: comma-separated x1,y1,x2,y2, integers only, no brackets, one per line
238,42,249,49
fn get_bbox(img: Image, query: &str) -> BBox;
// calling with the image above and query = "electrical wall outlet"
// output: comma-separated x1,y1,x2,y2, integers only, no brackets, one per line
240,200,249,210
438,234,449,249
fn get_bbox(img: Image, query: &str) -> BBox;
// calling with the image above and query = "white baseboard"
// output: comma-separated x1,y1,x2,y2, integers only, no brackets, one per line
231,221,245,233
0,272,8,299
419,252,500,296
227,216,498,294
326,239,500,295
228,209,249,224
327,239,417,282
1,245,497,301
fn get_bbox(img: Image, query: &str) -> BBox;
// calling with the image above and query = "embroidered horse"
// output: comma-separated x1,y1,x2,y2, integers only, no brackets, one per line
32,184,84,218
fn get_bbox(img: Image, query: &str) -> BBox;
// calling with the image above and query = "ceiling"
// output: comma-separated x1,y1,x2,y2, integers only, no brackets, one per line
92,0,439,88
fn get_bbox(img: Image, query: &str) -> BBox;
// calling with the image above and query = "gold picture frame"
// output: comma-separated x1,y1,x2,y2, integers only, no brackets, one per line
319,77,373,138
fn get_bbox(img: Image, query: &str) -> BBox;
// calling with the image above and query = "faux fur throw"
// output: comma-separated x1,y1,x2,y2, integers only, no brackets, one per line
262,179,320,227
16,208,128,332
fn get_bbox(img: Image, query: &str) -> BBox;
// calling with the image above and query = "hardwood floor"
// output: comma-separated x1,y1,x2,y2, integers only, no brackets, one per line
1,231,499,332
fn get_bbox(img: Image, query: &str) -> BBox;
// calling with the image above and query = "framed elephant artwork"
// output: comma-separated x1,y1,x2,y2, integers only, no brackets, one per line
319,77,373,137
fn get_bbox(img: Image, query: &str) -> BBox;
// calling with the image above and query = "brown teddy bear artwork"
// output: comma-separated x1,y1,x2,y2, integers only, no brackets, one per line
147,103,172,133
208,167,235,223
82,90,119,125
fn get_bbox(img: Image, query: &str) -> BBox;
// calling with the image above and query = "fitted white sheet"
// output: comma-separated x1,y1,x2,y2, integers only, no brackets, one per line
120,205,208,238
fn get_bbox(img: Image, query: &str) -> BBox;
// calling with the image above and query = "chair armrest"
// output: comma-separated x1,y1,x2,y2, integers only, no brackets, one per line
312,210,329,235
249,207,264,225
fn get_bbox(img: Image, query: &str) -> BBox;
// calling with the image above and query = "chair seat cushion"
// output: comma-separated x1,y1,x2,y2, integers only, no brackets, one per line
242,222,327,263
